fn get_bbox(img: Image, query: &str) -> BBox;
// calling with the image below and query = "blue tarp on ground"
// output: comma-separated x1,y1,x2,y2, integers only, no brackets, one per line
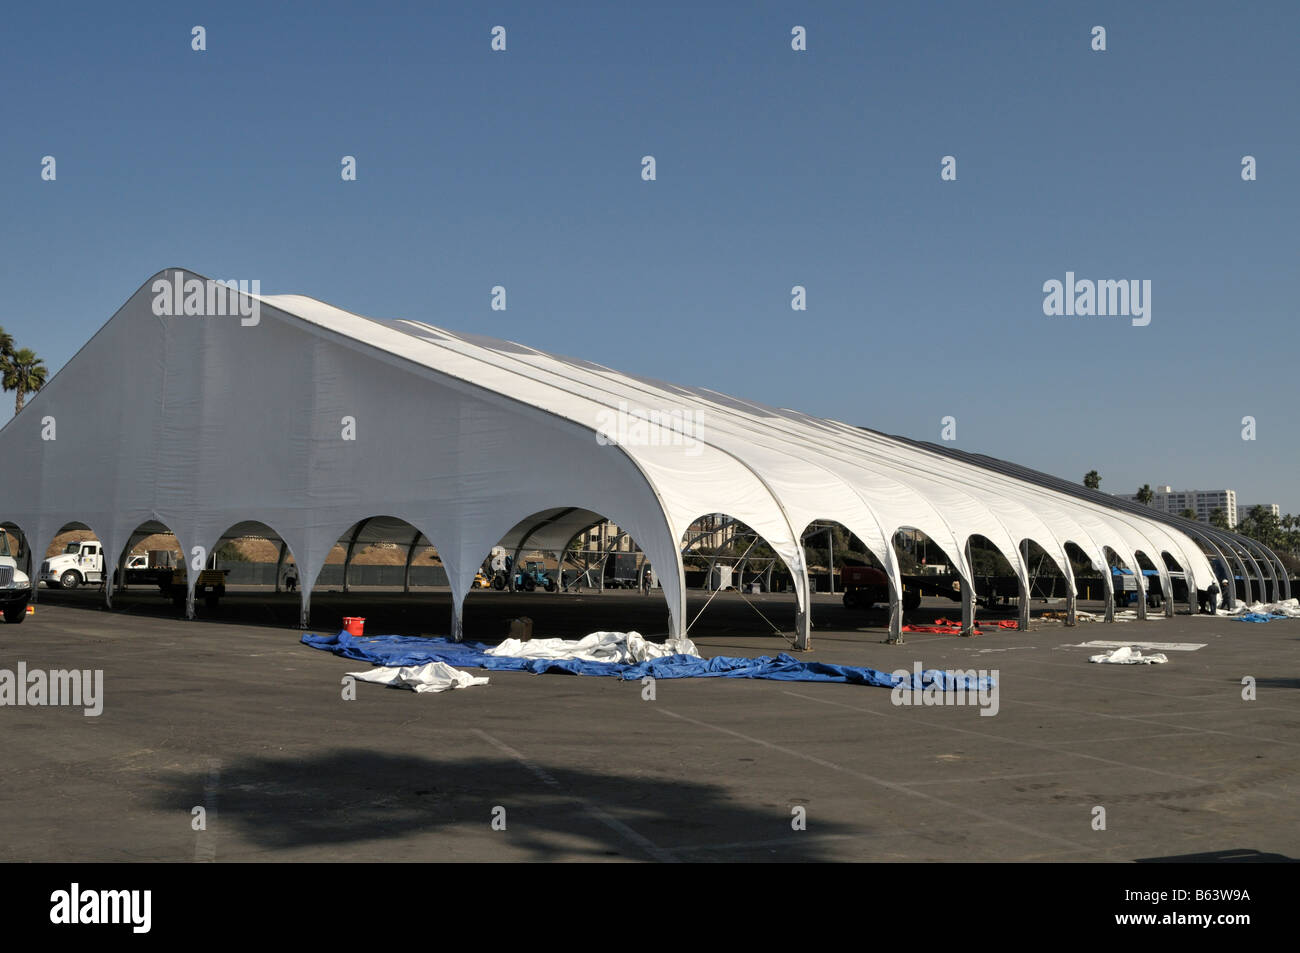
301,631,994,690
1235,612,1284,623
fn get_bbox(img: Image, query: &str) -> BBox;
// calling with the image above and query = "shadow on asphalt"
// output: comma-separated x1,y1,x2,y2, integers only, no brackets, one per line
1135,849,1297,863
151,748,855,860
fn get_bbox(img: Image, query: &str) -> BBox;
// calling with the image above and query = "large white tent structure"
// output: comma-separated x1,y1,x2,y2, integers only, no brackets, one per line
0,270,1286,647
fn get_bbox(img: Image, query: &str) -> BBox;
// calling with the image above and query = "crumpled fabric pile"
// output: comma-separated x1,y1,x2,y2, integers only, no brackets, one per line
1222,598,1300,621
348,661,490,693
1089,645,1168,664
486,630,698,663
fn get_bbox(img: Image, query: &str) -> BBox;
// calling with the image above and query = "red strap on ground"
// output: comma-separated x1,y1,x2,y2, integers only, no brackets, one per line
902,623,978,634
900,618,1022,634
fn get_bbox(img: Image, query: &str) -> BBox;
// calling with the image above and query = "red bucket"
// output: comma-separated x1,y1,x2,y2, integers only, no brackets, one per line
342,616,365,637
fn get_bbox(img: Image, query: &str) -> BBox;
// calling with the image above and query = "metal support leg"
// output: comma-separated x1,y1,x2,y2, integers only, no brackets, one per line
887,586,903,643
342,519,370,595
451,598,464,642
961,582,975,636
794,603,811,651
403,531,421,594
275,542,287,594
826,528,834,595
1018,541,1031,631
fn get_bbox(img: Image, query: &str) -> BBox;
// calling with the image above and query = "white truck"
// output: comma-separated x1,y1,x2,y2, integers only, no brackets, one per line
41,541,147,590
0,529,33,623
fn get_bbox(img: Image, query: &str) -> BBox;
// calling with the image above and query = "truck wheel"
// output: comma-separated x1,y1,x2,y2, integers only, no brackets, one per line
491,573,506,591
523,576,536,592
545,579,557,593
4,605,25,624
904,590,922,612
60,570,81,590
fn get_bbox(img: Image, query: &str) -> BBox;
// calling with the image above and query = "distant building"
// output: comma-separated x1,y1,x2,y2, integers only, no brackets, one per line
1238,502,1281,522
1117,485,1237,527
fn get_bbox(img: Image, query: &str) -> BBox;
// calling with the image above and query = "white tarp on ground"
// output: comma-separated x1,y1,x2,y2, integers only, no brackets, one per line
348,662,489,693
487,631,699,663
1089,646,1169,664
0,267,1282,647
1073,609,1142,623
1220,598,1300,618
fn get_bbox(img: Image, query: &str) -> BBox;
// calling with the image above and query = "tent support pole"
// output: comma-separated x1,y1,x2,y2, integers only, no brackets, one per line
886,585,903,643
961,579,975,636
274,538,287,590
299,587,311,629
1194,533,1235,610
826,527,834,595
794,565,811,650
451,596,464,643
1017,540,1031,631
403,531,421,593
705,551,720,591
342,520,369,595
274,542,287,593
114,544,128,595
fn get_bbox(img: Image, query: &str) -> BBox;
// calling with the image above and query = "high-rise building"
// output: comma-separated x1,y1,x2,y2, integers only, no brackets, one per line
1237,502,1281,522
1117,485,1237,526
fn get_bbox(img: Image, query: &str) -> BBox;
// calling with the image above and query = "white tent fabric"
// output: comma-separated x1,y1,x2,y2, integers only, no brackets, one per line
0,269,1270,647
348,662,489,693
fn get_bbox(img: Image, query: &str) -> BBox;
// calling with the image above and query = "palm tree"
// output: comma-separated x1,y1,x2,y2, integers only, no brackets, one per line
1136,484,1154,506
1179,508,1197,520
3,347,48,414
1283,515,1299,554
0,328,17,411
1083,470,1101,490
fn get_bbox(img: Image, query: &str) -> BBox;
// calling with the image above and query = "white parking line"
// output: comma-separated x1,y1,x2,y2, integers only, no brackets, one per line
471,728,677,862
656,707,1097,854
1069,640,1206,651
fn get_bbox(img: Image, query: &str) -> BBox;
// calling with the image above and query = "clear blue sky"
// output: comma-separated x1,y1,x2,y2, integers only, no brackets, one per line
2,1,1296,512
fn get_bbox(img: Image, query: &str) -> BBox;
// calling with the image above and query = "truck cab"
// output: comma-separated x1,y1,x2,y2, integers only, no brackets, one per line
41,540,104,590
0,529,33,623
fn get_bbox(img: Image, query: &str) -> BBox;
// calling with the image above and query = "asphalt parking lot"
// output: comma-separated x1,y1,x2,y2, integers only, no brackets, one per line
3,588,1297,862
